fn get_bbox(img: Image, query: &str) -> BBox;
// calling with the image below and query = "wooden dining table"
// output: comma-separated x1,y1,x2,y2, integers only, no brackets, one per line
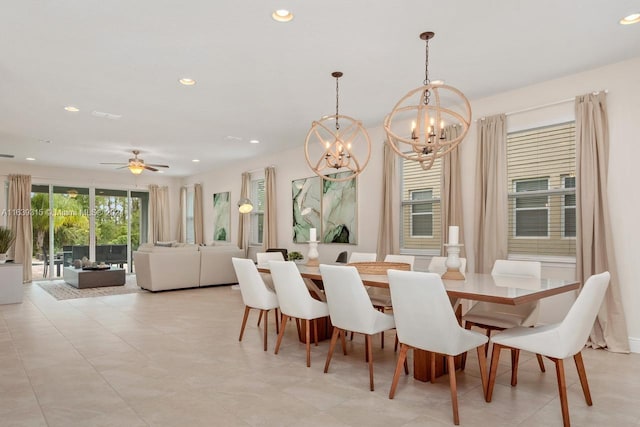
258,264,580,381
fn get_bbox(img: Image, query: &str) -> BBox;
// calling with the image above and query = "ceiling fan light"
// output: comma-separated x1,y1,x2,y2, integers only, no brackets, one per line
128,164,145,175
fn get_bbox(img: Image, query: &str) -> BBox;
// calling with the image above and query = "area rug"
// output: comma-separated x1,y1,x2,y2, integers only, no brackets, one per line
36,277,147,301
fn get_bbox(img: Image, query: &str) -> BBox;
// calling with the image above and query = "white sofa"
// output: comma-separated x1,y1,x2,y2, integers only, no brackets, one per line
134,243,244,292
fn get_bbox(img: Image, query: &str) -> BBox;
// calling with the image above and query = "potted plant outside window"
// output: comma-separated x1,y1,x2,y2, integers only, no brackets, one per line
0,226,16,264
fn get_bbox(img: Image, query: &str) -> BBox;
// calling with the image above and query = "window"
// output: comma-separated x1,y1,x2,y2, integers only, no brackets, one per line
562,175,576,238
400,157,441,253
507,122,576,257
250,179,265,245
186,190,195,244
513,178,549,237
410,189,434,237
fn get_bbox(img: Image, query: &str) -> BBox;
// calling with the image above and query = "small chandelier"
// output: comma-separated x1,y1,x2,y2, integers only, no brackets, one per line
304,71,371,182
128,162,145,175
237,197,253,214
384,32,471,170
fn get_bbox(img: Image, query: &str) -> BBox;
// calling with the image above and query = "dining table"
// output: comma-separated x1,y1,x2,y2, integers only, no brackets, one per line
257,263,580,381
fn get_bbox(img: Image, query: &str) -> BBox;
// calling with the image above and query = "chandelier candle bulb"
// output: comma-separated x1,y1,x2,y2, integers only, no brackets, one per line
309,228,317,242
449,226,459,244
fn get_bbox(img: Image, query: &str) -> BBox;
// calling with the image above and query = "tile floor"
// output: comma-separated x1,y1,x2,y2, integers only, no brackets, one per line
1,280,639,427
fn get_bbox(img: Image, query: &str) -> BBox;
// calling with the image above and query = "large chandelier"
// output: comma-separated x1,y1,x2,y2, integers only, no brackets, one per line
305,71,371,182
384,32,471,170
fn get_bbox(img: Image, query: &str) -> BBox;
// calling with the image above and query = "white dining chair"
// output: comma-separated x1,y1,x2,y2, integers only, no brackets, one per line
387,270,488,426
320,264,397,391
348,252,377,263
486,271,611,427
384,254,415,269
232,257,280,351
462,260,543,372
256,251,284,268
269,260,330,367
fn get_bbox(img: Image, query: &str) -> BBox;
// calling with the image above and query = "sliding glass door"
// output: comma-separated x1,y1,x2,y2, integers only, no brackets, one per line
31,185,148,278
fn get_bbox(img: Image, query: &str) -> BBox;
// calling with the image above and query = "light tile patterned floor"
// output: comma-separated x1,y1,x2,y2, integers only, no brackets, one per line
1,280,639,427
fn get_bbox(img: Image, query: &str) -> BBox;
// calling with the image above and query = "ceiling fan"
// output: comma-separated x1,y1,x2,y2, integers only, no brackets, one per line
100,150,169,175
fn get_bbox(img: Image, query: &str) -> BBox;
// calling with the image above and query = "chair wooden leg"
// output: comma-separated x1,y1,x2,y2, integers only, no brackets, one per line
366,334,375,391
340,329,348,355
574,352,593,406
274,314,289,355
324,327,340,373
476,345,488,398
484,329,492,356
262,310,268,352
275,308,280,334
389,344,409,399
430,352,436,384
313,319,319,346
553,358,571,427
447,355,460,425
257,310,263,327
486,343,503,402
381,330,385,349
510,348,520,386
350,331,354,341
295,318,301,341
394,334,399,352
239,306,250,341
305,319,311,367
460,322,473,370
536,353,546,372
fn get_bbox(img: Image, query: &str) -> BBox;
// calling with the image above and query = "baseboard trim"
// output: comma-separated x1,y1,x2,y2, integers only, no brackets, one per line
629,337,640,354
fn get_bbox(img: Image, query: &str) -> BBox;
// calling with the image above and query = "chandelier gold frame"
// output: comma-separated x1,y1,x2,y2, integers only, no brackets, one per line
304,72,371,182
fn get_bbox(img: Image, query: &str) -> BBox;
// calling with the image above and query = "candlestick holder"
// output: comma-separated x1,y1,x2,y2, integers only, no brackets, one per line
306,240,320,267
442,243,464,280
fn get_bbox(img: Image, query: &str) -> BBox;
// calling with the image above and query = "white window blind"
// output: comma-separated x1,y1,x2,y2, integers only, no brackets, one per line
507,122,576,258
250,179,265,245
400,157,441,253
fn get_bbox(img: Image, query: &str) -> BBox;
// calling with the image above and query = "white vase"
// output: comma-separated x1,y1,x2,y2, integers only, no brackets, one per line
0,253,7,264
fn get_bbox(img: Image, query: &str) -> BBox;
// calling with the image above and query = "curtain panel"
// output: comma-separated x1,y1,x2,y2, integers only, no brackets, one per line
149,184,170,243
376,143,399,260
193,183,204,245
263,167,277,251
442,124,465,257
575,92,629,353
237,172,250,252
8,174,33,282
473,114,508,273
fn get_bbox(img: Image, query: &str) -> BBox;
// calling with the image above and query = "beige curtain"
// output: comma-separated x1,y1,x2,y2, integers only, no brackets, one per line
263,167,277,250
376,143,399,260
237,172,250,252
8,174,33,282
442,124,465,257
193,183,204,245
474,114,508,273
176,187,186,243
575,92,629,353
149,184,170,243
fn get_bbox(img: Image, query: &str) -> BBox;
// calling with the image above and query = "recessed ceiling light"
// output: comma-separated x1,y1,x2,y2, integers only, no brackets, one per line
157,170,165,174
26,157,36,161
64,106,79,112
192,159,200,162
249,139,260,144
272,9,293,22
179,78,196,86
620,13,640,25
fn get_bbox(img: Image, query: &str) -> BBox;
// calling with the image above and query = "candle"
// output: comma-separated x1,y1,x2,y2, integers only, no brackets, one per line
309,228,317,242
411,121,417,140
448,226,459,244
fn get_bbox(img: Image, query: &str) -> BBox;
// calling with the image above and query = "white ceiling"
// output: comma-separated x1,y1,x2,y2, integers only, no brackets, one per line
1,0,639,176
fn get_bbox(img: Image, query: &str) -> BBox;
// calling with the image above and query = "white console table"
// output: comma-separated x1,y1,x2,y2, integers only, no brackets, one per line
0,263,23,304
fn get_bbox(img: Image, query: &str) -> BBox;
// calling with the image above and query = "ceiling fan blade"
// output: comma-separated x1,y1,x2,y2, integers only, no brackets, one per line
144,165,159,172
146,163,169,168
100,162,128,165
0,154,15,158
116,165,129,170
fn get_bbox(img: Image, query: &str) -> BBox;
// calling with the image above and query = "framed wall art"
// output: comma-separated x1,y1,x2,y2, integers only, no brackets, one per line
212,191,231,242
